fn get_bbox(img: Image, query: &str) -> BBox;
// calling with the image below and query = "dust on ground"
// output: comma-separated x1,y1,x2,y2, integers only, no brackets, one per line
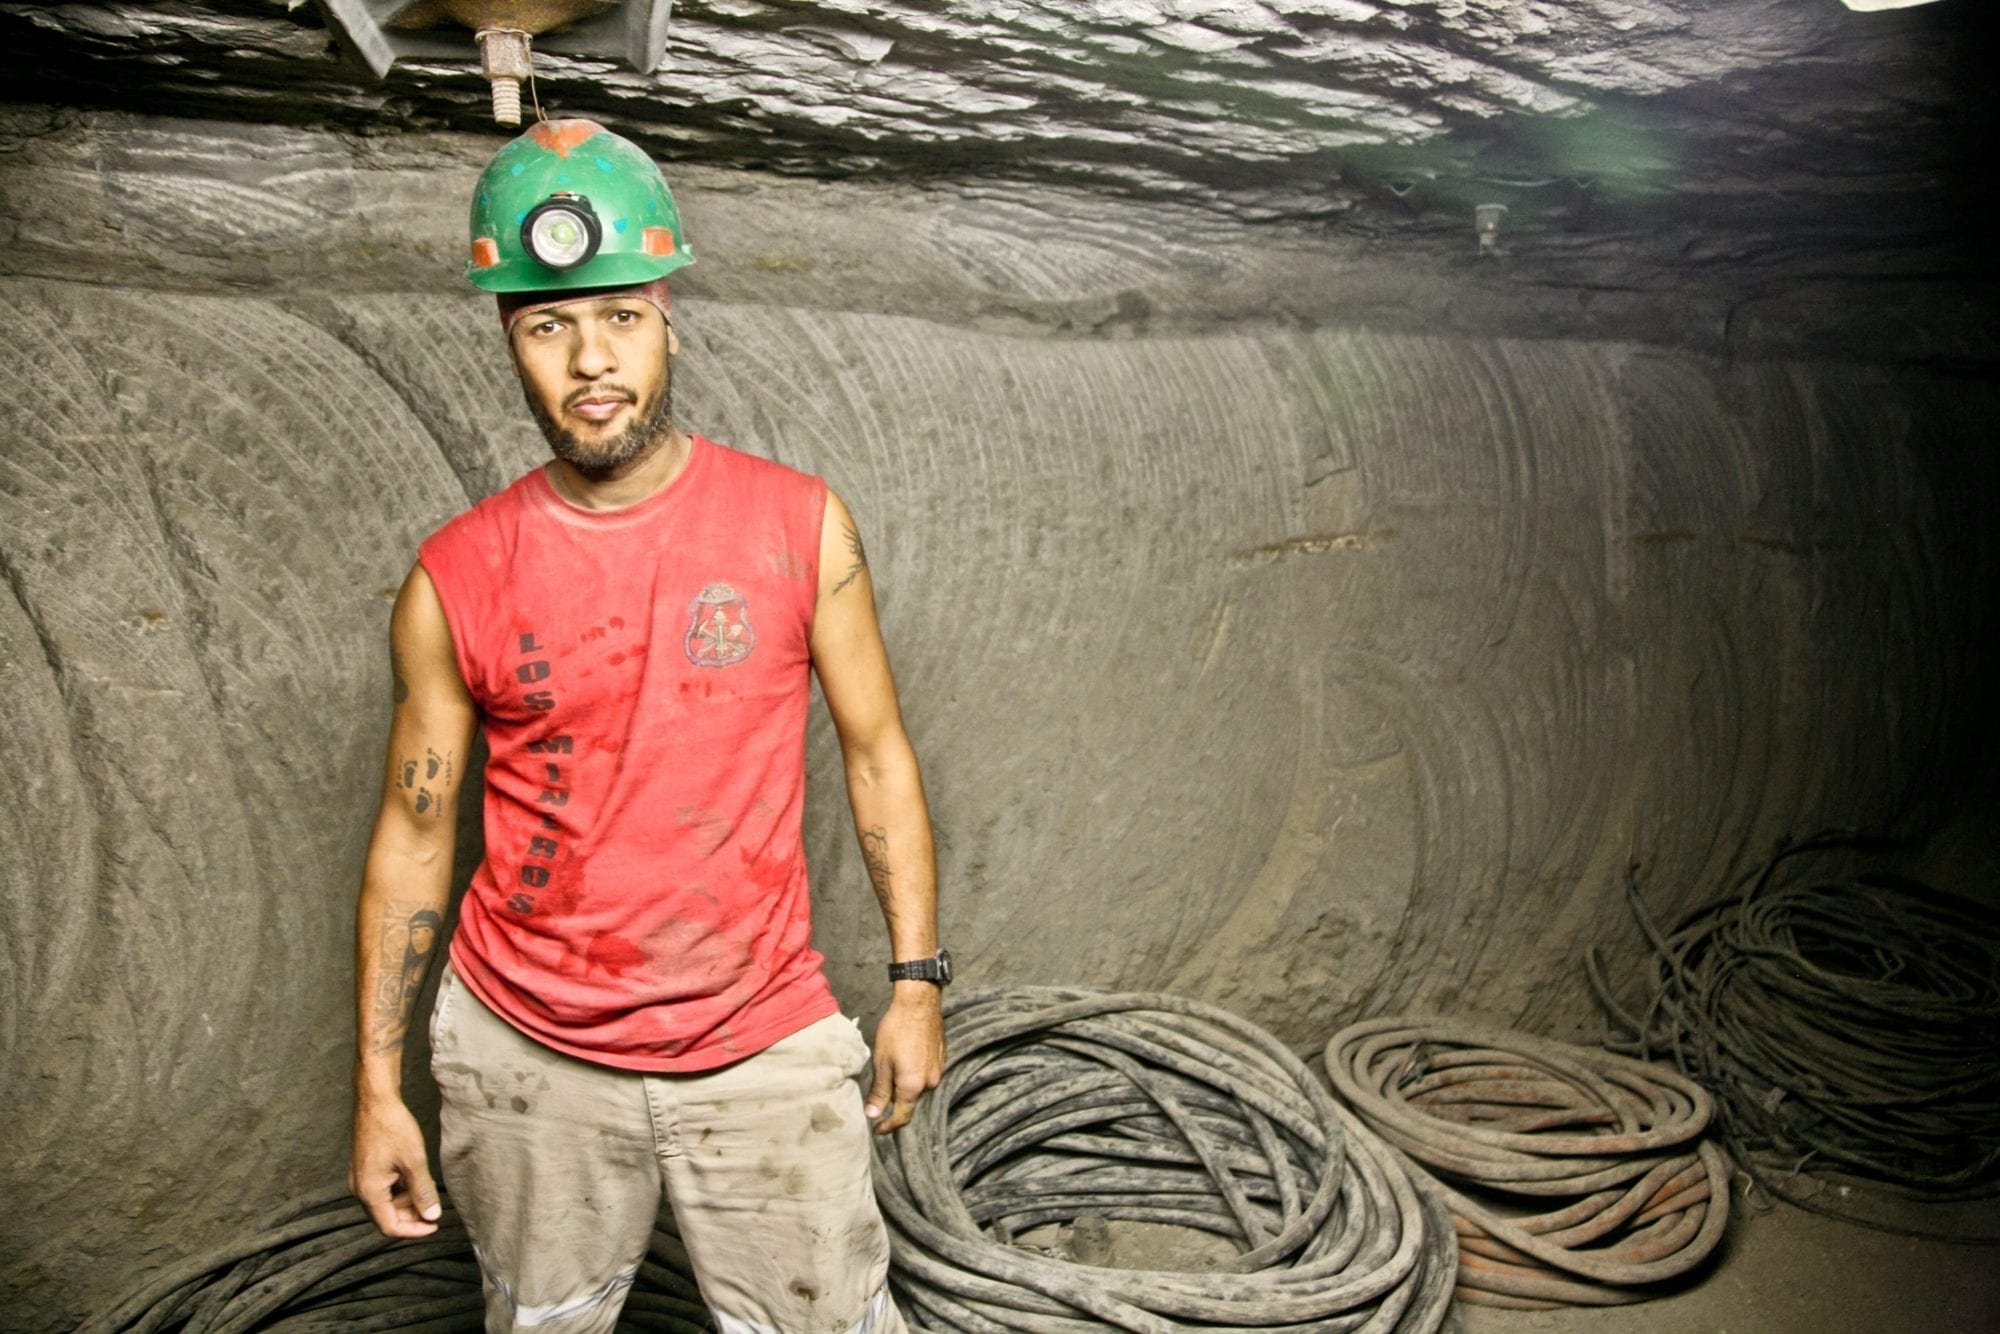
1012,1194,1999,1333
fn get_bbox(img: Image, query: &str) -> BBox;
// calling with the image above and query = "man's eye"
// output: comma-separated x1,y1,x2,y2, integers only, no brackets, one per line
609,309,639,324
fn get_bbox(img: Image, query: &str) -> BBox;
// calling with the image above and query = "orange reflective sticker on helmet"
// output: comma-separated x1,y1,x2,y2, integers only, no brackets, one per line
470,237,500,269
643,227,676,256
527,119,604,158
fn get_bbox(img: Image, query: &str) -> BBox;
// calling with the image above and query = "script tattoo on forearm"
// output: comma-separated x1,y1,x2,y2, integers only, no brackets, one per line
368,906,444,1056
830,523,868,597
861,824,896,921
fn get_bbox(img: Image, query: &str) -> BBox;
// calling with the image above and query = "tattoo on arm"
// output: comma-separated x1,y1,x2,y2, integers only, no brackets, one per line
397,751,453,818
368,907,444,1056
830,523,868,597
860,825,895,917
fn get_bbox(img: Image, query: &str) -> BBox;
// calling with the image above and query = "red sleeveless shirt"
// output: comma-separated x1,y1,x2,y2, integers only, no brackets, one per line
418,436,837,1071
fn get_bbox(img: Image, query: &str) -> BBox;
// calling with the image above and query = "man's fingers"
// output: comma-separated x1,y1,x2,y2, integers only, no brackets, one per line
408,1163,443,1223
361,1178,439,1239
359,1185,397,1237
888,1069,928,1130
867,1058,914,1134
864,1053,894,1124
870,1061,930,1135
386,1181,441,1238
355,1156,442,1238
874,1094,914,1134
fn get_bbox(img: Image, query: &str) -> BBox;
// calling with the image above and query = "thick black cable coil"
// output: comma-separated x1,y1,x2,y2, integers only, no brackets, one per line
1591,834,2000,1222
873,987,1459,1332
1325,1018,1729,1310
78,1190,707,1333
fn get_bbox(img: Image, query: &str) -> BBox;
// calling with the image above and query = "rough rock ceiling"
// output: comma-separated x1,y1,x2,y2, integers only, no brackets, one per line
1,0,1993,355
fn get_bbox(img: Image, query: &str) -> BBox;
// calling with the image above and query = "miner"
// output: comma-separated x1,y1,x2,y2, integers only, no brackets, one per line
347,118,948,1334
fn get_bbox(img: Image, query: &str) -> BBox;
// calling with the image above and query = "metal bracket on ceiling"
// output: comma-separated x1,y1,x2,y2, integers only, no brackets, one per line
312,0,672,82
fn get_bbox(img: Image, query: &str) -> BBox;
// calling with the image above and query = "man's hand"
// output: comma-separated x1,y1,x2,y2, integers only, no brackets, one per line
865,986,946,1135
350,1095,443,1238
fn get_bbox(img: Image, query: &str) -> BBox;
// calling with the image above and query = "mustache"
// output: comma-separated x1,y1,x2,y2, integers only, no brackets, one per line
563,386,639,409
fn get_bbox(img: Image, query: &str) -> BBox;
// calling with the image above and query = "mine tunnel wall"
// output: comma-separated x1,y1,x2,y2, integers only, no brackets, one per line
3,136,1996,1327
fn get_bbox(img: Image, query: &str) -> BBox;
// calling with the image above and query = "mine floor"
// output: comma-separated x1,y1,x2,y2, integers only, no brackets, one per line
1457,1193,1999,1334
1018,1193,1998,1333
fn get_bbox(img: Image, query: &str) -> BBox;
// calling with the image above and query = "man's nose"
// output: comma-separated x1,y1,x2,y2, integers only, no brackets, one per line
570,320,616,379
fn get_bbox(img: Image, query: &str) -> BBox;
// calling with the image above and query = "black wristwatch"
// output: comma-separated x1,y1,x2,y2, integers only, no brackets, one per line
888,948,953,986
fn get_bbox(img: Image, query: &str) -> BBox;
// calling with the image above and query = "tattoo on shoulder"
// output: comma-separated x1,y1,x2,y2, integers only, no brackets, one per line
830,523,868,597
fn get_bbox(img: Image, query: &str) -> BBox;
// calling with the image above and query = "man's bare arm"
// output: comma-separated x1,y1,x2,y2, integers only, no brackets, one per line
350,564,477,1238
810,488,944,1135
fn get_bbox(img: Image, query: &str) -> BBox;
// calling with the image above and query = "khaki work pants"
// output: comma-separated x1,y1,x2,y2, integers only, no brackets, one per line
431,963,907,1334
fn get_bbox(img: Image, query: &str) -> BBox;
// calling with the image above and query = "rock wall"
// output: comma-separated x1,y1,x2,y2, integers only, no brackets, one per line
1,113,1993,1329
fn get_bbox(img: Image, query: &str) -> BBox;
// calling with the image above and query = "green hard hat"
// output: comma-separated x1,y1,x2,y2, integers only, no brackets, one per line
466,118,693,293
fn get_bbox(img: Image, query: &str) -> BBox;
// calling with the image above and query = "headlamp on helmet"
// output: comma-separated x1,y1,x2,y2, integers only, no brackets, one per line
522,193,602,271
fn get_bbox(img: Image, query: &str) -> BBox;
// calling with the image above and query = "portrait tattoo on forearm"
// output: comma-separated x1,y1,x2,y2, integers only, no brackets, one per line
831,523,868,597
369,907,444,1055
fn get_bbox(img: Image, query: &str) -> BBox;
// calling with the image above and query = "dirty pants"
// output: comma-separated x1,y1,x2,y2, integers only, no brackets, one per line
431,963,907,1334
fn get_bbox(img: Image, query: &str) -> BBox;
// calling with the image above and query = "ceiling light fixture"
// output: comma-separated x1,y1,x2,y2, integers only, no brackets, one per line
313,1,674,125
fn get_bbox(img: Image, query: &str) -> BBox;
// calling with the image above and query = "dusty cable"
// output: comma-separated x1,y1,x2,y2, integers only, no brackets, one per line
1325,1018,1729,1309
78,1191,707,1333
874,986,1458,1332
1591,834,2000,1232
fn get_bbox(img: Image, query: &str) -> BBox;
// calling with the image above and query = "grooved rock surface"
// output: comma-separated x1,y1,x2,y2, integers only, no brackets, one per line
3,105,1993,368
0,282,470,1320
2,2,1995,361
0,0,1975,211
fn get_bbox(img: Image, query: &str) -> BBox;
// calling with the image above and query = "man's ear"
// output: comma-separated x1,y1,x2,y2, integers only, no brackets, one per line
665,319,681,358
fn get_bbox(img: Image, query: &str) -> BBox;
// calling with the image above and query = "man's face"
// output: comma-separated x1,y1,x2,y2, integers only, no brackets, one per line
509,293,678,473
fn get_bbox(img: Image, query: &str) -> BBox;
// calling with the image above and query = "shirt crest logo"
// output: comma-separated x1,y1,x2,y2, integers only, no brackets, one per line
684,582,755,668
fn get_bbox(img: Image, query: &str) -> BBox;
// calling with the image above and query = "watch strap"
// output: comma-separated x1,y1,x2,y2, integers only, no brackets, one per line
888,949,952,985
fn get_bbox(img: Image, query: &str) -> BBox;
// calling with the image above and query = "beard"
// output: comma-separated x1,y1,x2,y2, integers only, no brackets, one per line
525,363,674,476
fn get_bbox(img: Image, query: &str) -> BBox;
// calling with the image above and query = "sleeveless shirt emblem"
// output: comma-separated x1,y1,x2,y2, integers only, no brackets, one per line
684,582,756,667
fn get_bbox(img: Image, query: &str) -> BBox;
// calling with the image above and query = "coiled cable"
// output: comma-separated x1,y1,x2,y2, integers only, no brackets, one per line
874,986,1458,1331
79,1190,707,1333
1592,834,2000,1229
1325,1018,1728,1309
